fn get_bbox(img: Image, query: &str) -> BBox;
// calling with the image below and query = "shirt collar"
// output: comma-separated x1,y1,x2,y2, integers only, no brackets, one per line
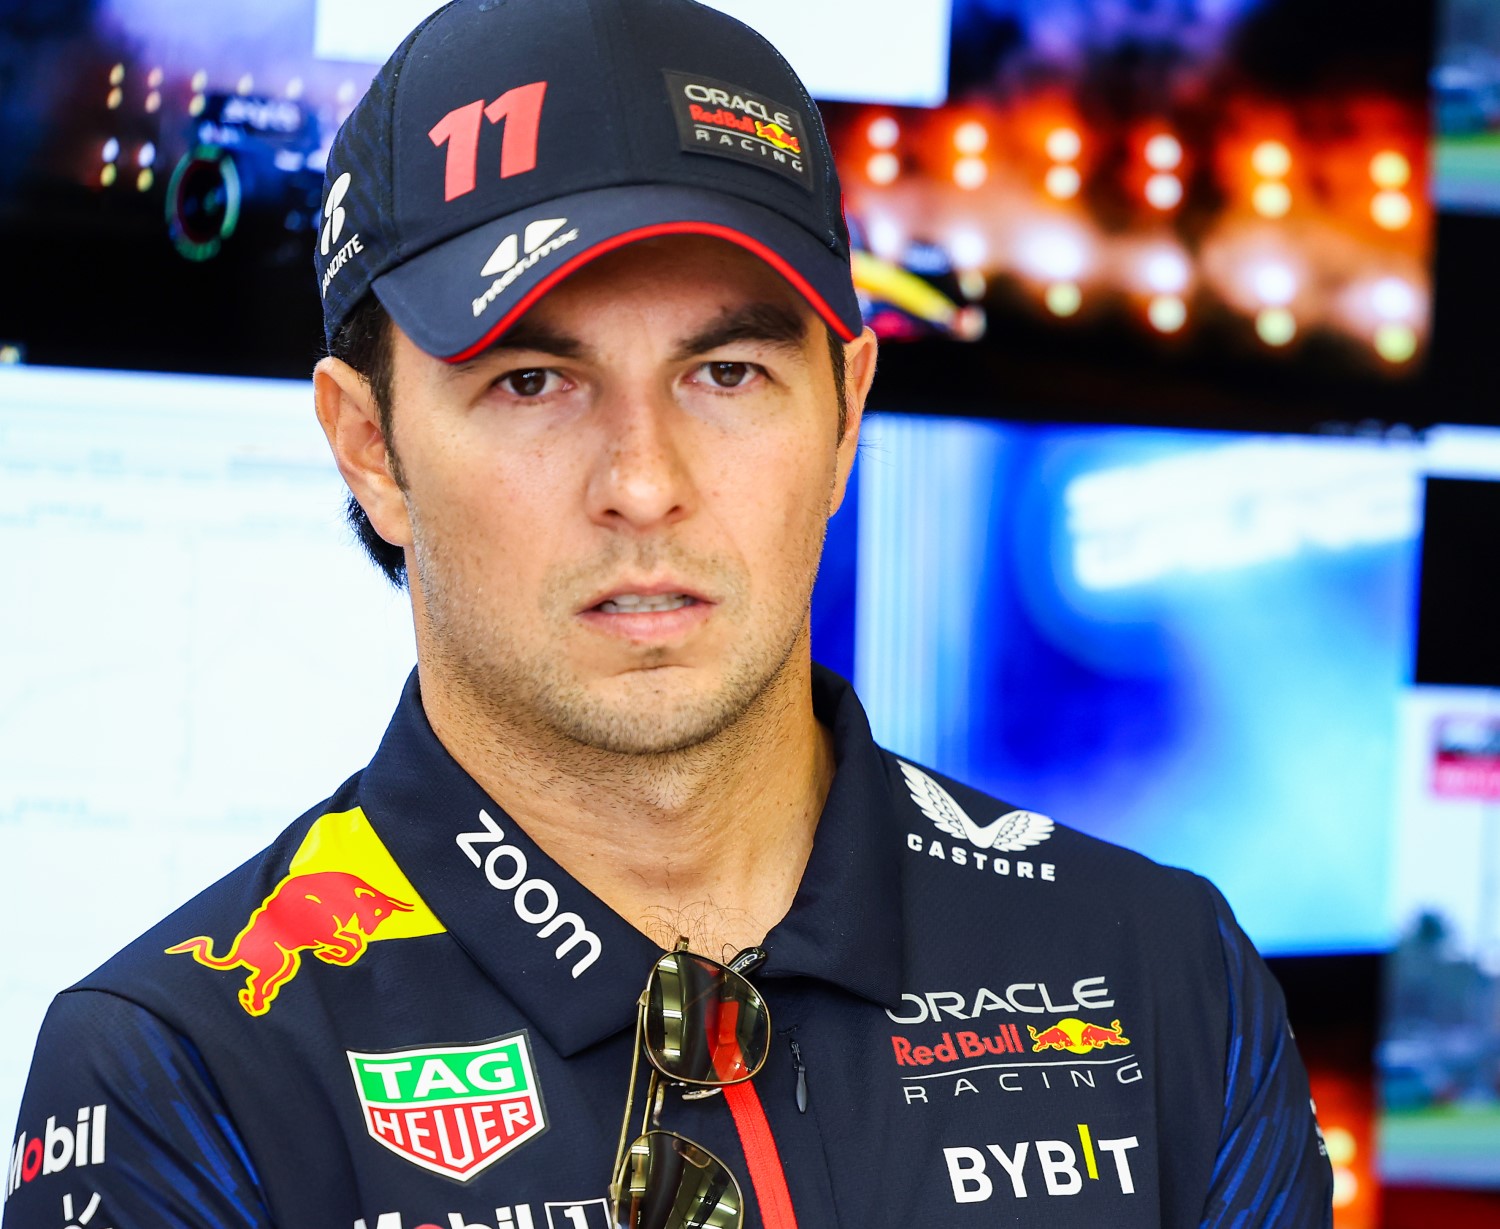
758,666,906,1011
358,666,907,1057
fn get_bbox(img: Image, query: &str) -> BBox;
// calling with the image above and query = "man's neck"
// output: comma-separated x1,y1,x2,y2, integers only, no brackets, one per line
419,657,835,962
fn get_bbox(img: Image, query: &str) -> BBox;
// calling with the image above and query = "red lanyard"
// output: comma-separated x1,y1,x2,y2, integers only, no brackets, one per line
722,1079,800,1229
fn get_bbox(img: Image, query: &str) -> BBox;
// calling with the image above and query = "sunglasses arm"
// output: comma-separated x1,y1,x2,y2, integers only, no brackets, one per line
610,994,650,1198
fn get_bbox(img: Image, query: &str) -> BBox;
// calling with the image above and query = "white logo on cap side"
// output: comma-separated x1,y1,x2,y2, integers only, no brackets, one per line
321,172,352,257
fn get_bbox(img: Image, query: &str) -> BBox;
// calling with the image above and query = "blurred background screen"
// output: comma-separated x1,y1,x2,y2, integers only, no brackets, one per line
3,0,1500,1223
1433,0,1500,214
0,0,1454,427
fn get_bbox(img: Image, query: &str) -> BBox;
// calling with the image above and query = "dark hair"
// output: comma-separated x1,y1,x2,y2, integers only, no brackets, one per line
327,293,852,589
327,295,408,587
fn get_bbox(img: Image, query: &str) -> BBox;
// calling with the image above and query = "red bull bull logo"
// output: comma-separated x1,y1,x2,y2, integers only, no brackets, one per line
1028,1017,1131,1055
165,871,414,1016
753,120,801,154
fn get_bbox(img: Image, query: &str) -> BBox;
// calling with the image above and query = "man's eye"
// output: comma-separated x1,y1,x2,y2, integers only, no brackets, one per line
702,362,757,389
499,369,555,397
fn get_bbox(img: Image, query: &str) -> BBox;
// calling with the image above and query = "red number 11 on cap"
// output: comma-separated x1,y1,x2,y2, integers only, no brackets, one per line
429,81,548,202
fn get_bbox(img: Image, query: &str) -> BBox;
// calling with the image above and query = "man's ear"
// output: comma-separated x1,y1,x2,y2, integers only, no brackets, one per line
312,357,413,550
830,326,877,516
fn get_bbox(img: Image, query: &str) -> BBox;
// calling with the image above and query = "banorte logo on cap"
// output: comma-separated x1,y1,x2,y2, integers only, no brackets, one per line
320,171,364,298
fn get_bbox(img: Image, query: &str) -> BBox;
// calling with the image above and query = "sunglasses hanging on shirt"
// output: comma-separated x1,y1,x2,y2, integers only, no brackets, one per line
609,941,771,1229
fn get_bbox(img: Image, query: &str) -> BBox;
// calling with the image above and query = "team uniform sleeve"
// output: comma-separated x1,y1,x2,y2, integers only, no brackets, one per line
3,990,273,1229
1196,884,1334,1229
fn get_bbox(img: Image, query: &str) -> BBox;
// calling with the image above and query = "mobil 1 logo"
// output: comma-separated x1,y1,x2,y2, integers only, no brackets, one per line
356,1200,609,1229
7,1105,107,1197
347,1032,547,1181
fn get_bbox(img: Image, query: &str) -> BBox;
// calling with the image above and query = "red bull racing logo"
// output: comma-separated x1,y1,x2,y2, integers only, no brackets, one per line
163,806,444,1016
752,120,800,154
166,871,413,1015
1028,1017,1131,1055
887,986,1142,1105
665,71,810,187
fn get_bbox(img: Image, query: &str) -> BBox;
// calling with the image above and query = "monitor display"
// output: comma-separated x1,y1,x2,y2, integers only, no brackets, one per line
1381,686,1500,1189
833,0,1435,427
814,411,1437,959
0,0,948,377
1378,464,1500,1190
1434,0,1500,214
0,364,415,1137
0,0,1445,428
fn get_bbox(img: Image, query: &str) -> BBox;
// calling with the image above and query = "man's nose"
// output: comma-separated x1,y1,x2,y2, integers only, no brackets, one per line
584,389,696,531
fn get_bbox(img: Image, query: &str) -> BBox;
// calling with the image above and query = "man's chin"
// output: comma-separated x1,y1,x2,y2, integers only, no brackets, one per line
539,667,775,757
556,694,741,756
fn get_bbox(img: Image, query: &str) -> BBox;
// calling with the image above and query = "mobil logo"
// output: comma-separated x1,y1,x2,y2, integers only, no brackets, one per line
348,1032,547,1181
456,811,601,977
355,1201,609,1229
6,1106,106,1197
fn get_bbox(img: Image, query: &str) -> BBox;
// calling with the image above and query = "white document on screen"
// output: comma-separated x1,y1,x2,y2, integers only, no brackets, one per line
0,365,417,1138
313,0,951,106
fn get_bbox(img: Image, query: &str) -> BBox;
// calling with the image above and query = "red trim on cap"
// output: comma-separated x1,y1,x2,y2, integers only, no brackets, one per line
723,1081,799,1229
446,220,856,363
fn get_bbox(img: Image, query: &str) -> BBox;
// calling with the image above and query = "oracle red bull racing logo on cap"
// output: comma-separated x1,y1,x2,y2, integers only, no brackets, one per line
348,1033,547,1181
665,71,812,187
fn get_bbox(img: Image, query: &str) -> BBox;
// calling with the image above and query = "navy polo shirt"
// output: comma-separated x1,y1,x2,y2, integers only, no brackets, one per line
3,667,1331,1229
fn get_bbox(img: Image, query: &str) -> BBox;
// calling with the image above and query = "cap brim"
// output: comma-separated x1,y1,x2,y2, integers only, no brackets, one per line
372,184,861,362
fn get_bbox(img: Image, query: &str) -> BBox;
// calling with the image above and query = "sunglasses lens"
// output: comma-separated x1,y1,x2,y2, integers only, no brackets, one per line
643,952,769,1084
612,1131,743,1229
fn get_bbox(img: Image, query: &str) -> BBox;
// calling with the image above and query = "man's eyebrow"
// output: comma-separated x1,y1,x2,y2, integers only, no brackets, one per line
671,303,811,361
449,321,588,372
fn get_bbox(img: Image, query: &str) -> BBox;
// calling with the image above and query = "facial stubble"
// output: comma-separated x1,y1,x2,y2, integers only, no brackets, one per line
407,491,833,761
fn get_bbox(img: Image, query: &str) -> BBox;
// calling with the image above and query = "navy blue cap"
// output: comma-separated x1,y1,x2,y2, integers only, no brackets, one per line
315,0,860,361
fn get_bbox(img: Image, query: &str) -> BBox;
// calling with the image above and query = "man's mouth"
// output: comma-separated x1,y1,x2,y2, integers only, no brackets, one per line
593,593,700,614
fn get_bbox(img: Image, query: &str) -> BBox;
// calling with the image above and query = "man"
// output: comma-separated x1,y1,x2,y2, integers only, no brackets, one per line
4,1,1332,1227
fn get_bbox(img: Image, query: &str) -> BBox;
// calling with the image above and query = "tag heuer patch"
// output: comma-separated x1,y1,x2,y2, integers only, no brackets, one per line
665,70,812,188
348,1032,547,1180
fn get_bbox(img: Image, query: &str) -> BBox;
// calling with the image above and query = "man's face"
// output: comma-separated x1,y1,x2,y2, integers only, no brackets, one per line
374,236,870,755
